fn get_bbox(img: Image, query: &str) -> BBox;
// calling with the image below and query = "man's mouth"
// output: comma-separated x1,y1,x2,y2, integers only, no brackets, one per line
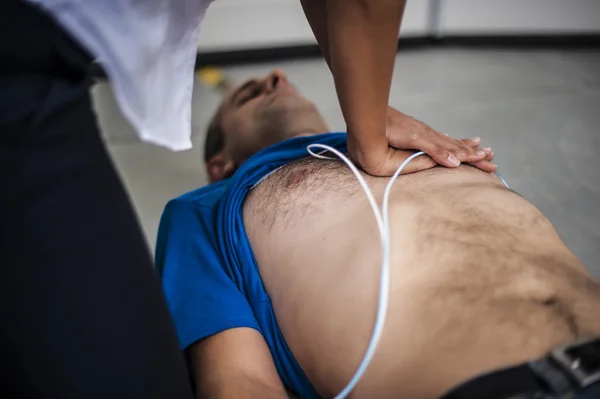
266,85,299,106
272,84,297,98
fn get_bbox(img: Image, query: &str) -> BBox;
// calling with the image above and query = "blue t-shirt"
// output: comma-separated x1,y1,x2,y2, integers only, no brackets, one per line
155,133,347,398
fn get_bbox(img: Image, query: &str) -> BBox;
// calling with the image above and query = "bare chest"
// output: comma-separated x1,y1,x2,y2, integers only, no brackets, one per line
242,159,599,398
244,157,370,233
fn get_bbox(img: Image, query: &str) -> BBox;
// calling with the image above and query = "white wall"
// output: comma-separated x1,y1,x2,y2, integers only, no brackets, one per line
198,0,430,51
439,0,600,34
198,0,600,52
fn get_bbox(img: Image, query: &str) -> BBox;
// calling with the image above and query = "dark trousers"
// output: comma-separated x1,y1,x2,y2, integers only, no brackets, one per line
0,1,194,397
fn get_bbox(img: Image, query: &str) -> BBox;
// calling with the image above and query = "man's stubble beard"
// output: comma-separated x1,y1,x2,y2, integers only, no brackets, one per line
257,99,324,146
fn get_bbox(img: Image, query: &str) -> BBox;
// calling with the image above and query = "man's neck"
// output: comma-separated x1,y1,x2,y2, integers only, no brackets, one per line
284,126,329,141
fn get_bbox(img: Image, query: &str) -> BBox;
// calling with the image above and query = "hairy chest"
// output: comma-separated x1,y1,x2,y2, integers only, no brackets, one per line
244,157,371,233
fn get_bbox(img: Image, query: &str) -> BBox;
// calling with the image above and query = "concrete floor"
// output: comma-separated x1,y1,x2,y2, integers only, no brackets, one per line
93,47,600,280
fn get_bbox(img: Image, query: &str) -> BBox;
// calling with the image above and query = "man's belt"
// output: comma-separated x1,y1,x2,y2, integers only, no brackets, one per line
440,336,600,399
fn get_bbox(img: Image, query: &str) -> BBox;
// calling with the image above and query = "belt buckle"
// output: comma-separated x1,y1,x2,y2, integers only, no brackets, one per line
550,336,600,388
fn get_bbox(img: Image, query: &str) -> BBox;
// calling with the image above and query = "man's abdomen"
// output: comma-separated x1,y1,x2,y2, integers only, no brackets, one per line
243,160,600,399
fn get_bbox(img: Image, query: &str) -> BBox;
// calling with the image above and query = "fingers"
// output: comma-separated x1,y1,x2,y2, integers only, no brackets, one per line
410,138,497,174
444,136,488,163
396,146,496,175
483,148,494,161
353,105,500,175
355,145,497,176
460,137,482,148
354,139,497,176
416,142,462,168
469,160,497,173
468,148,497,173
415,140,484,169
456,139,498,173
408,132,488,169
384,108,488,168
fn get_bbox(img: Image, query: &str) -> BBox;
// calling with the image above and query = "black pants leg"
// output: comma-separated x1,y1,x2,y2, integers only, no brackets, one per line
0,1,193,398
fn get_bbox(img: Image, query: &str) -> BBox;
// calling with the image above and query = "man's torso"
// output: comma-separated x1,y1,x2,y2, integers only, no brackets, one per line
243,158,600,399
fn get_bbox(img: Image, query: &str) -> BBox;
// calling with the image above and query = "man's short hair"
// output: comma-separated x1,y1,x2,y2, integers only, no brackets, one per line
204,108,225,162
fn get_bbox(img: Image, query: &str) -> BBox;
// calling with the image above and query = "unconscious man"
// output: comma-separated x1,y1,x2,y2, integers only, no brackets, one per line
156,70,600,399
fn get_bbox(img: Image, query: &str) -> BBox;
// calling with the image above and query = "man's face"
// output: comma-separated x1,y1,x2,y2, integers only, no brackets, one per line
206,70,328,182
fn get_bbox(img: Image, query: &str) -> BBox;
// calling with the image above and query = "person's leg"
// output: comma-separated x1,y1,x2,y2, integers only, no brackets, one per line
0,1,193,398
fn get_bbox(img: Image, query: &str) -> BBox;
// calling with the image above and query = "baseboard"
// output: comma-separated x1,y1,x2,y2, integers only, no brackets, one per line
194,37,434,68
89,34,600,78
195,34,600,68
432,33,600,49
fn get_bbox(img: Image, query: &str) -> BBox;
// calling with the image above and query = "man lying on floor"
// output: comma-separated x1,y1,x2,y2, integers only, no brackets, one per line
156,70,600,399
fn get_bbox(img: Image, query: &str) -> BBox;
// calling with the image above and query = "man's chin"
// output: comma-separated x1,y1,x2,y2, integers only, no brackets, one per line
267,91,310,109
273,127,322,147
258,99,326,144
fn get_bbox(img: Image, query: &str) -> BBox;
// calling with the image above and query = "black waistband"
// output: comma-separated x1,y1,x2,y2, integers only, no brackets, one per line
440,336,600,399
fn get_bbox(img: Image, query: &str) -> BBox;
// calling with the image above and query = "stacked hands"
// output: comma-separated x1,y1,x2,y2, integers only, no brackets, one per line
347,106,496,176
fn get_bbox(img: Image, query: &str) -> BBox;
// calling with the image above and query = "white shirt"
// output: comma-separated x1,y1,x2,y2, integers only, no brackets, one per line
27,0,214,151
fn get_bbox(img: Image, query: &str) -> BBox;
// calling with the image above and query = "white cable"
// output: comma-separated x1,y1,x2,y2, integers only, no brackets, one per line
306,144,425,399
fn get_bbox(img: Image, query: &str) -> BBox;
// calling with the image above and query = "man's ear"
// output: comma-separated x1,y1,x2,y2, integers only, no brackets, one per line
206,153,236,182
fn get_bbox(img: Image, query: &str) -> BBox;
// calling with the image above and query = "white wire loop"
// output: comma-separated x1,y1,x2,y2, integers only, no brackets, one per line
306,144,425,399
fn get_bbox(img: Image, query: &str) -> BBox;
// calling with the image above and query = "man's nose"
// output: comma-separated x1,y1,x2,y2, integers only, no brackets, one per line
264,69,289,93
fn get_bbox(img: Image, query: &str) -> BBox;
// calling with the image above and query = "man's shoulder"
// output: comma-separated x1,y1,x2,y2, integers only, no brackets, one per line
156,179,231,250
156,180,232,276
171,179,231,209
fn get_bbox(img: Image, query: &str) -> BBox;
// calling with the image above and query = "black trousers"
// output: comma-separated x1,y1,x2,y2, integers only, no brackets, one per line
0,1,194,398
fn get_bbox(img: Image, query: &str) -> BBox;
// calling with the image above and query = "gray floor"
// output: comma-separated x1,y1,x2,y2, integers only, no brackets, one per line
93,47,600,280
